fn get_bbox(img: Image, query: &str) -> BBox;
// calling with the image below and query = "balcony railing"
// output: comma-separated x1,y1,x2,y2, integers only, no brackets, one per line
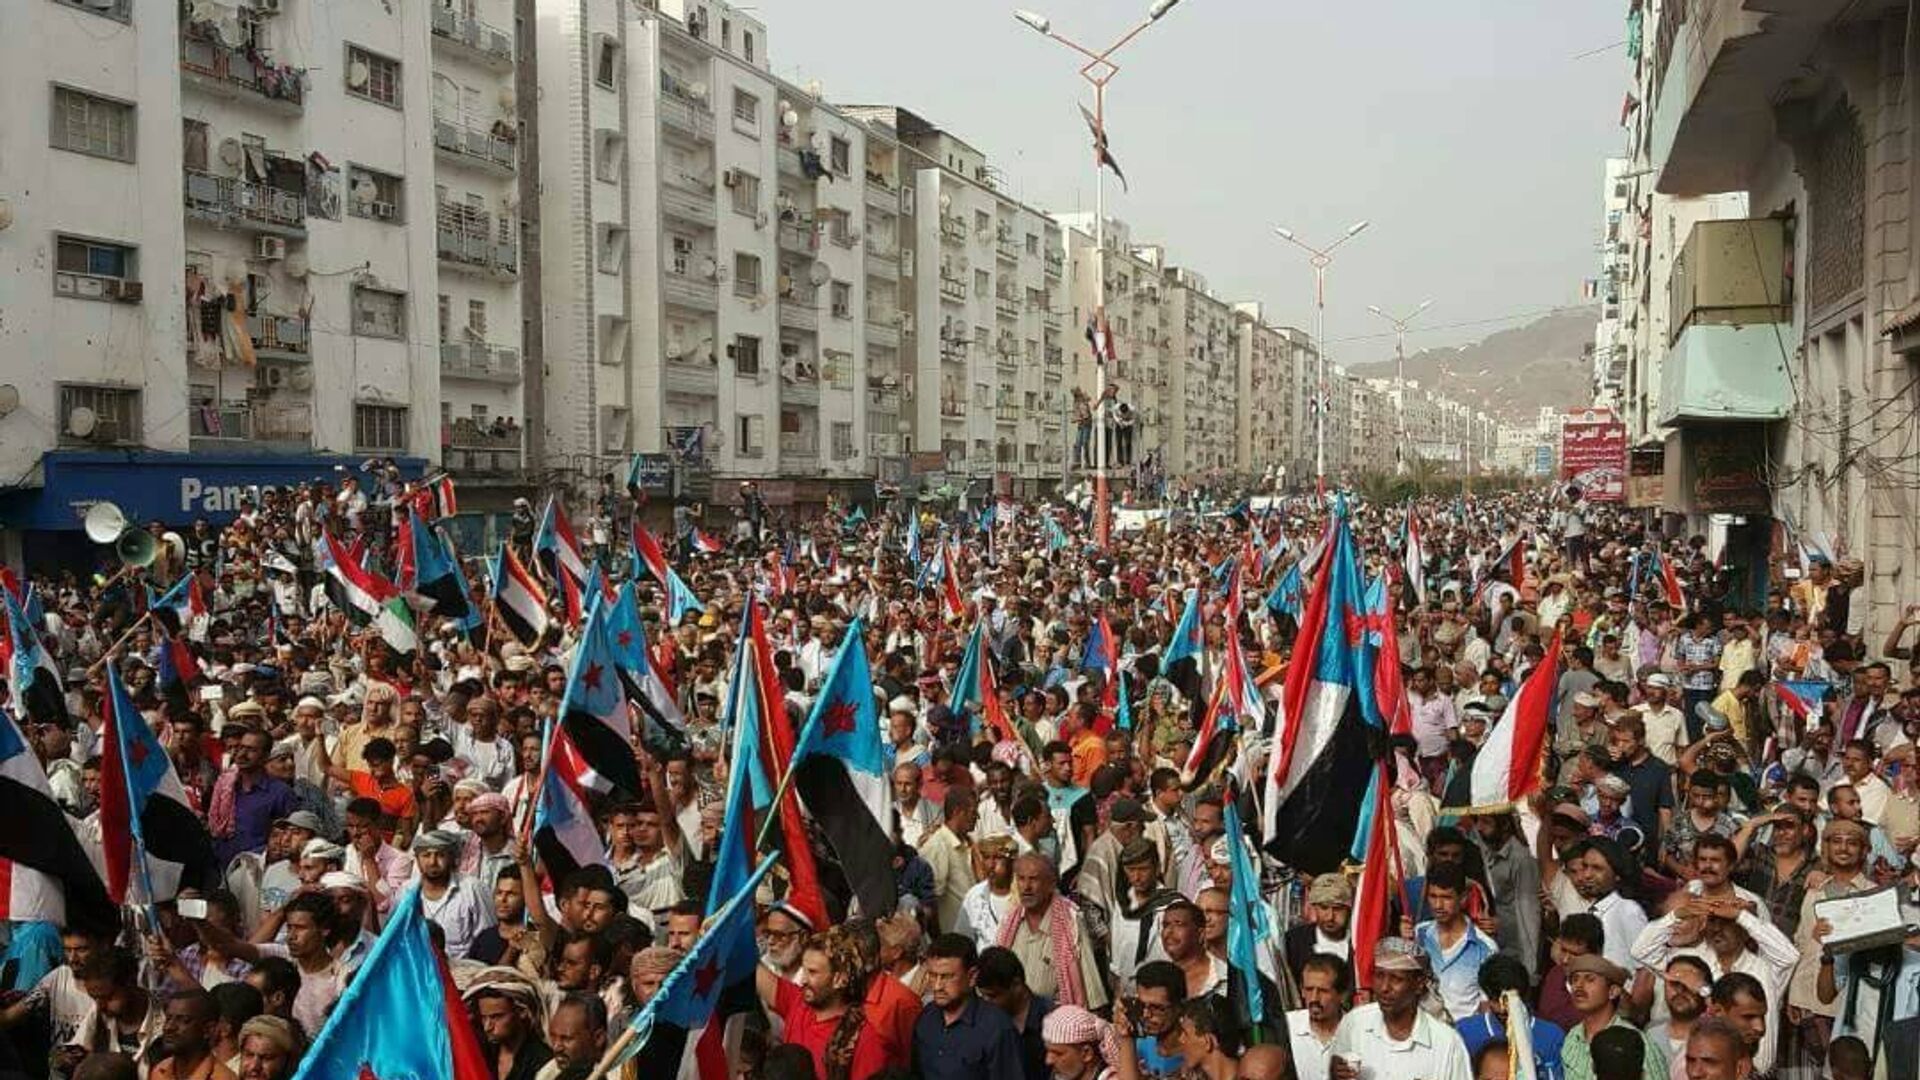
779,431,819,458
865,182,898,213
940,214,968,244
190,402,312,449
180,23,305,110
440,341,522,382
995,294,1019,319
248,313,309,360
866,318,900,348
184,168,307,235
939,274,967,301
437,202,519,276
430,5,515,68
663,267,719,310
868,387,902,412
782,375,820,406
434,115,517,172
777,219,817,254
659,75,716,141
661,176,716,222
1044,250,1063,277
663,357,719,396
996,236,1020,262
190,404,252,441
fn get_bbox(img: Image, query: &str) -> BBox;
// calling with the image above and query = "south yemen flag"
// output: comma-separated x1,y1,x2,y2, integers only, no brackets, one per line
1262,511,1379,875
0,706,114,931
556,597,642,797
98,662,218,904
317,530,418,655
3,588,68,727
532,723,610,883
489,543,550,647
788,620,896,919
1451,631,1562,813
289,885,491,1080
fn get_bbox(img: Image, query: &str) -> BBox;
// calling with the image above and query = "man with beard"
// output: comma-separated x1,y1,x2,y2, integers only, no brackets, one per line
1558,955,1665,1080
911,934,1025,1080
413,829,494,960
1733,807,1817,933
1557,838,1646,971
1284,874,1355,987
996,853,1106,1010
921,788,981,936
755,926,892,1079
1328,938,1472,1080
1467,811,1541,981
758,902,813,981
461,792,518,893
469,983,551,1080
233,1016,300,1080
539,994,607,1080
1781,817,1870,1075
1645,956,1712,1076
1127,960,1188,1080
1286,954,1350,1080
1107,840,1181,995
149,990,234,1080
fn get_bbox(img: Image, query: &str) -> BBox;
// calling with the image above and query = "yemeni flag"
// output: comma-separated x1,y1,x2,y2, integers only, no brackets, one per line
1163,587,1204,668
98,662,218,905
1651,547,1687,610
788,621,896,919
1261,512,1381,875
632,522,706,625
154,624,202,715
1085,306,1118,365
1476,532,1528,601
558,567,586,630
149,572,210,643
317,531,418,655
3,588,68,727
1403,510,1427,608
610,857,779,1077
1773,679,1829,724
606,581,688,753
940,540,966,620
0,707,115,932
532,723,611,883
1083,613,1121,728
406,475,458,522
951,620,1024,750
1363,575,1412,738
692,529,725,555
489,543,551,647
1265,562,1304,621
556,598,642,797
533,496,591,589
1223,801,1277,1028
1452,631,1563,812
1348,760,1407,995
288,885,492,1080
404,508,472,623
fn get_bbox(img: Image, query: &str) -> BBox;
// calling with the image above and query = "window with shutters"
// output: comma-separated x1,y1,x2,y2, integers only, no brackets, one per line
346,46,402,108
50,86,133,162
353,404,409,453
57,384,140,446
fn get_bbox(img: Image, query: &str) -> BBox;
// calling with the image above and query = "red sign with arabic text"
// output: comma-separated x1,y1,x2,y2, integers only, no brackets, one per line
1560,411,1627,502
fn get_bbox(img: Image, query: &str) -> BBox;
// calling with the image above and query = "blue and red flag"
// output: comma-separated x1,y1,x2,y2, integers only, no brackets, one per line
533,496,590,589
2,588,67,726
1163,587,1204,668
556,597,641,796
288,885,491,1080
1184,624,1262,788
532,723,609,882
951,619,1022,750
149,572,209,642
787,620,896,918
1773,679,1829,723
98,661,216,905
606,581,687,752
692,529,725,555
1261,509,1382,874
632,521,706,625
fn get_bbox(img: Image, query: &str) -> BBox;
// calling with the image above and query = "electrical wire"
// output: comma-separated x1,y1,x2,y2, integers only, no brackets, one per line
1324,306,1580,346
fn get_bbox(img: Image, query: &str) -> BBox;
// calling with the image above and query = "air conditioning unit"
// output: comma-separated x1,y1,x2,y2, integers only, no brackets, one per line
722,168,741,187
109,279,144,303
256,236,287,260
261,365,288,389
899,314,914,334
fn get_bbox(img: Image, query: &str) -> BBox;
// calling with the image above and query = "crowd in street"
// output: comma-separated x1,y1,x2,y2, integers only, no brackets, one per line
1,471,1917,1080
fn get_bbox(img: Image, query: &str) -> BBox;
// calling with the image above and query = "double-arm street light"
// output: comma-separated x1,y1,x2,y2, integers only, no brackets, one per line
1273,221,1369,494
1015,0,1185,548
1367,299,1433,474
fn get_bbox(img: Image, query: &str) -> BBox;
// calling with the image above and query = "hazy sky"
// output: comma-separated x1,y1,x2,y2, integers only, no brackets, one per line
769,0,1627,366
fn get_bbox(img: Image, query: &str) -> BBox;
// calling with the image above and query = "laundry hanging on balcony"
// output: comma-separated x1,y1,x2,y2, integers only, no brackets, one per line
797,148,832,181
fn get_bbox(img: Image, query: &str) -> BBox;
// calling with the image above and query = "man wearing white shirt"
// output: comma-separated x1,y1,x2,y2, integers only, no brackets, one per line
1839,739,1896,825
1627,896,1798,1075
1288,954,1350,1080
1564,838,1648,972
1329,938,1473,1080
1634,674,1688,766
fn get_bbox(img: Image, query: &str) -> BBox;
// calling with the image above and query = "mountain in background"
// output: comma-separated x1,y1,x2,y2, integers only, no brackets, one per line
1343,305,1598,422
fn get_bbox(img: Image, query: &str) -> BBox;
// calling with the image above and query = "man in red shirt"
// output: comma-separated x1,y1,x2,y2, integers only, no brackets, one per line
756,925,896,1078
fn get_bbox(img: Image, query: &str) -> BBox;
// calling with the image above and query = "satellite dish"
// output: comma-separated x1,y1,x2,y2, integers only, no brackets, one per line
807,261,830,286
939,192,952,211
346,60,371,89
881,374,898,388
351,174,378,200
782,109,799,129
218,138,243,167
84,502,130,544
697,254,716,278
777,99,793,117
0,383,17,417
499,87,517,111
66,405,98,438
689,81,708,100
284,251,310,278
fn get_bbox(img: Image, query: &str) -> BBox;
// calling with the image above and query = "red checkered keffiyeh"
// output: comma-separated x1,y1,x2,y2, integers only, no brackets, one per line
996,892,1089,1008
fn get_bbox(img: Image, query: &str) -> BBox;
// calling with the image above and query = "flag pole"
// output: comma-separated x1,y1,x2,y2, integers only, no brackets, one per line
85,612,154,679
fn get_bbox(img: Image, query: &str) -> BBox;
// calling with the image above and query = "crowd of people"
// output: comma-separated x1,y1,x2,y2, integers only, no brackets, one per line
0,472,1917,1080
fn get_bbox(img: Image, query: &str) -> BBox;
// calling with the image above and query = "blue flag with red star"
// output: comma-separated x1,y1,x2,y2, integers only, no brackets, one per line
615,856,779,1075
789,619,896,919
556,597,641,796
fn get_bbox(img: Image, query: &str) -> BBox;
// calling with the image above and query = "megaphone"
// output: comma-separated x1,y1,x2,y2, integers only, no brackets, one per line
83,502,129,544
83,501,160,568
117,528,159,568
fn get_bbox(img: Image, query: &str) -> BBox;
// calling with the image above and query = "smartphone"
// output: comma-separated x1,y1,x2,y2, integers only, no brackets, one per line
177,898,209,920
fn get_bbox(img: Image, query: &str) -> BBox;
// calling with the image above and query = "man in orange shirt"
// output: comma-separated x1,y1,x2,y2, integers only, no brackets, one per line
1064,704,1108,789
345,737,415,842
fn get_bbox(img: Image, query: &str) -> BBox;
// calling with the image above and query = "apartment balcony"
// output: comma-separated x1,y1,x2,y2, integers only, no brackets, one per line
1658,218,1792,427
1043,310,1063,330
996,235,1020,262
865,317,900,348
659,75,715,142
445,421,524,475
179,22,305,113
865,243,900,279
868,386,902,413
183,168,307,237
190,401,312,452
995,403,1018,425
660,176,716,223
939,274,967,302
939,399,966,419
247,313,309,361
437,202,519,278
778,286,818,331
663,356,719,396
777,219,817,255
1044,344,1064,367
440,340,522,383
777,144,804,178
779,431,819,461
1044,250,1063,278
663,266,719,310
430,5,515,70
939,214,967,245
1649,0,1843,195
939,340,969,366
995,293,1019,320
434,115,517,174
865,181,898,214
782,375,820,407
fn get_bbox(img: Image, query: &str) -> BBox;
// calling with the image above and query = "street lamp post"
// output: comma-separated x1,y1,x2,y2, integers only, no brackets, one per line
1272,221,1368,496
1015,0,1186,549
1366,299,1433,475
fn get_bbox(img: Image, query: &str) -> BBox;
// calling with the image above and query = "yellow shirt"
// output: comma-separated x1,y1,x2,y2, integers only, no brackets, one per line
1711,689,1749,746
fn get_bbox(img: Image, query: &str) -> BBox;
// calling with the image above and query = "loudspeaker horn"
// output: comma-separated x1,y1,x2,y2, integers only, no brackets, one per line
84,501,129,544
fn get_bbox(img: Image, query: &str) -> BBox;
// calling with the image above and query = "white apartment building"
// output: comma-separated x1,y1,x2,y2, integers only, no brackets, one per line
1345,376,1394,476
1057,215,1171,479
1,0,540,561
536,0,908,511
844,106,1066,491
1164,267,1236,476
1232,303,1297,483
1590,157,1633,410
